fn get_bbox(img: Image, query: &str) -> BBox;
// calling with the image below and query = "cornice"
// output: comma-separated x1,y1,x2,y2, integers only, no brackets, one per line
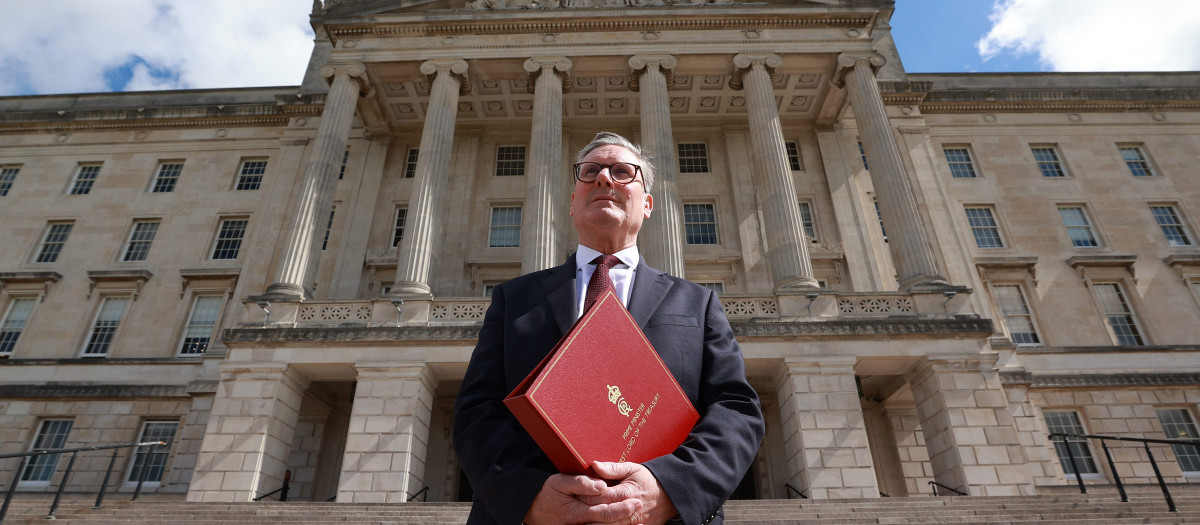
0,100,306,134
921,101,1200,114
0,115,294,135
325,14,873,43
1001,370,1200,388
0,383,192,398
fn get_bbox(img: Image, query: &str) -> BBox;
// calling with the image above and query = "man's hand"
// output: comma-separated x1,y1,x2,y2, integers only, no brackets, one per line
586,462,678,525
524,473,644,525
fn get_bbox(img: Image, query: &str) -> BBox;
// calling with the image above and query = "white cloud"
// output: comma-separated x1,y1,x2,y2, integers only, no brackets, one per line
0,0,315,96
977,0,1200,71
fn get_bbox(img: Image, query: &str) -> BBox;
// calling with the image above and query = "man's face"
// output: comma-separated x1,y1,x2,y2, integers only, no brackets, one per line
570,144,653,249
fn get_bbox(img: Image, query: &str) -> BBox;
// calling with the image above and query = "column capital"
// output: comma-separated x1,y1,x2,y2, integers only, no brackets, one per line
420,58,471,95
320,60,371,96
728,53,782,90
831,52,886,88
628,54,677,92
523,56,573,94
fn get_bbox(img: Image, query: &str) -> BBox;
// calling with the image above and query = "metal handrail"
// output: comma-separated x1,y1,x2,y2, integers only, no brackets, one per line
253,470,291,502
0,440,166,522
1048,432,1200,513
783,483,807,499
928,480,967,496
406,486,429,502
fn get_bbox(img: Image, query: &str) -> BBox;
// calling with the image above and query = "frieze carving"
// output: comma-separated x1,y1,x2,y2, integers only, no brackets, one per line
1001,370,1200,388
225,325,482,343
0,384,191,398
466,0,732,9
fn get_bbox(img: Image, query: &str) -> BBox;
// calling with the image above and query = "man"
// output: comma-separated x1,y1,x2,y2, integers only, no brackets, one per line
453,132,764,525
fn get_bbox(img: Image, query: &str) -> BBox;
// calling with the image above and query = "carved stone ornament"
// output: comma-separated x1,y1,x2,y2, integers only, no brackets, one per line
319,61,371,96
728,53,782,90
420,59,472,96
628,55,678,92
831,52,886,88
523,57,574,94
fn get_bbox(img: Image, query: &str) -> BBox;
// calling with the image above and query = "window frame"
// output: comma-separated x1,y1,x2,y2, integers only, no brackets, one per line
494,145,527,177
1057,205,1103,248
68,163,102,195
682,202,720,245
81,295,131,357
964,205,1006,249
321,207,336,251
233,158,268,191
149,161,184,193
177,294,224,356
0,296,38,357
392,207,408,248
210,217,249,260
677,142,711,174
120,220,161,263
1156,408,1200,475
1042,410,1101,478
1031,145,1069,178
943,145,979,179
487,205,523,248
403,148,419,179
20,419,74,485
990,283,1042,346
1090,281,1146,346
0,164,20,196
1118,144,1157,177
124,420,179,486
1149,204,1194,247
785,141,804,171
797,200,818,242
857,140,868,171
337,148,350,180
34,221,74,264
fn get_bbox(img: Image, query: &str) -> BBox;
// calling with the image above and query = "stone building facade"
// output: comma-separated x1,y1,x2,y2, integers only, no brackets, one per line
1,0,1199,505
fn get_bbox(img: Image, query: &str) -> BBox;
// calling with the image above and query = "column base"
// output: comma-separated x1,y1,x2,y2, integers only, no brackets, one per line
775,276,821,291
258,283,310,302
389,281,432,297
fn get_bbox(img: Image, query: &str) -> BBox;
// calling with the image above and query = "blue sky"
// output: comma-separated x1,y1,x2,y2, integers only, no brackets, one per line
2,0,1199,97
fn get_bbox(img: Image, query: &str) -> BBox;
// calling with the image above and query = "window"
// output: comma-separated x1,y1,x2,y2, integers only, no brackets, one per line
321,209,335,251
993,285,1040,345
0,165,19,196
1093,282,1144,346
488,206,522,248
965,207,1004,248
677,143,710,173
683,203,718,245
235,159,267,190
1043,411,1098,475
150,162,183,193
1058,206,1100,247
179,296,222,355
1157,409,1200,474
404,148,419,179
495,146,526,177
1151,205,1193,247
121,221,160,262
1032,146,1067,177
0,298,36,356
483,284,496,298
126,421,177,484
698,282,725,294
874,199,886,241
944,147,978,178
83,297,129,356
211,219,248,260
858,141,868,170
785,142,803,171
35,222,73,263
1120,146,1155,177
797,201,817,241
392,208,407,247
20,420,73,483
69,164,101,194
338,149,350,180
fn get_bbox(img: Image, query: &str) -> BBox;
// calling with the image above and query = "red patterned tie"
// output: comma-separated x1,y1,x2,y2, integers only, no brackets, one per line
583,254,621,313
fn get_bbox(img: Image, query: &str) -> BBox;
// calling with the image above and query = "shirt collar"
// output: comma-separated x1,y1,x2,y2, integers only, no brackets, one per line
576,244,640,271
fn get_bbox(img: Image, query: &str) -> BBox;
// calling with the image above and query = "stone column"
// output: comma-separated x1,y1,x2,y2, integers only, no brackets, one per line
774,357,878,499
264,62,368,300
392,59,469,296
730,54,818,291
187,363,309,502
521,57,572,274
834,53,947,290
337,363,435,503
629,55,685,277
903,356,1036,496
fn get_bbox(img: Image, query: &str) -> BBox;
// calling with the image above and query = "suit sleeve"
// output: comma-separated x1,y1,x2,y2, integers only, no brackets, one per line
643,290,765,525
452,283,555,524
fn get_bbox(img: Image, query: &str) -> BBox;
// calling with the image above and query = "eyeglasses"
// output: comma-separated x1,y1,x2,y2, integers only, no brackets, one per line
573,162,643,185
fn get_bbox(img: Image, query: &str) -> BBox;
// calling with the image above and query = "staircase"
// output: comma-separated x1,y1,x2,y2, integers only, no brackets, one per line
5,491,1200,524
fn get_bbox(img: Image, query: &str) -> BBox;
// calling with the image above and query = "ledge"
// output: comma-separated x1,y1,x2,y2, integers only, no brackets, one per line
1016,345,1200,354
0,383,192,398
1001,370,1200,388
0,271,62,284
0,357,205,366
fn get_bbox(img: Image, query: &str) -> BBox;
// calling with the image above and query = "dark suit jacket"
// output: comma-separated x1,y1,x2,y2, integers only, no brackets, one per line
452,254,764,525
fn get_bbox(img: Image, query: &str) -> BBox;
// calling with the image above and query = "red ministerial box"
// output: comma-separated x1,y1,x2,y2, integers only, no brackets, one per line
504,289,700,476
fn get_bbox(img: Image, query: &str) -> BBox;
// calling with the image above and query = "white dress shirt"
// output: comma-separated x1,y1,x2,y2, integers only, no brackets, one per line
574,244,639,320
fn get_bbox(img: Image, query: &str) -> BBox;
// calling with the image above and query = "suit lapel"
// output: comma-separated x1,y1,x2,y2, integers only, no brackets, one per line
541,253,578,336
628,259,672,329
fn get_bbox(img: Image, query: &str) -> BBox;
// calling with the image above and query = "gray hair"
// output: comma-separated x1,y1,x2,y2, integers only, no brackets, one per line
574,131,656,193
